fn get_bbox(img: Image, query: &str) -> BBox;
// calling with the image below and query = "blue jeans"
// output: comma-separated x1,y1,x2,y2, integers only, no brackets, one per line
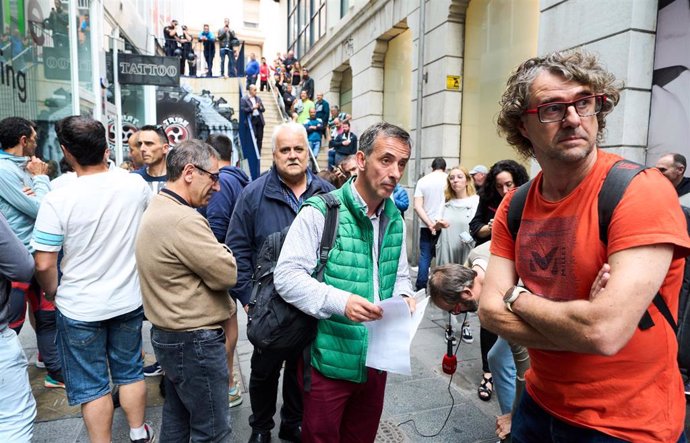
513,391,688,443
151,326,231,443
219,47,235,77
309,140,321,159
487,336,516,414
0,328,36,440
415,228,439,290
328,149,336,170
56,306,144,406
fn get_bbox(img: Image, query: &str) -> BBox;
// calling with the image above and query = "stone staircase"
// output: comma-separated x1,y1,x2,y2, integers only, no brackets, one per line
256,88,329,173
180,77,328,174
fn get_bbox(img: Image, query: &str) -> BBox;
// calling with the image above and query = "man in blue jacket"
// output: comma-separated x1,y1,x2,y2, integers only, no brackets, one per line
199,24,215,77
200,133,250,409
304,107,323,159
0,116,63,389
225,122,333,443
245,53,260,89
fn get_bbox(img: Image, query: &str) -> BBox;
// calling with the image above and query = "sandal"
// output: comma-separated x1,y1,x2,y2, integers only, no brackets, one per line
478,374,493,401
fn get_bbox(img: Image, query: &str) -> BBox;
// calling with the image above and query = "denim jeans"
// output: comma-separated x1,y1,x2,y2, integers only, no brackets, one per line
415,227,439,290
0,328,36,441
151,326,231,443
56,306,144,406
487,336,516,414
513,391,688,443
219,47,235,77
309,140,321,159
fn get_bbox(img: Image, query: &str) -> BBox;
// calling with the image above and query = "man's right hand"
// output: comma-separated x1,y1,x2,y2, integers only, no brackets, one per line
26,156,47,176
345,294,383,322
589,263,610,300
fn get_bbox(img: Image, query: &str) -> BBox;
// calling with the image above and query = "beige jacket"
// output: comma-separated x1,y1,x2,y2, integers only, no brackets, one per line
136,192,237,331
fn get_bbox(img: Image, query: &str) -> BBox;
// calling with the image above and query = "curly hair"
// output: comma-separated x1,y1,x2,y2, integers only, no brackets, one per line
497,49,622,158
479,160,530,208
444,166,476,201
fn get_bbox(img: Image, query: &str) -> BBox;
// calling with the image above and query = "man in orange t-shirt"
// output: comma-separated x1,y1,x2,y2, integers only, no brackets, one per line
478,49,690,443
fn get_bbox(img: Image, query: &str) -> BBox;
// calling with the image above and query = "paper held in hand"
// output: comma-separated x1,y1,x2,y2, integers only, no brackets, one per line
364,291,429,376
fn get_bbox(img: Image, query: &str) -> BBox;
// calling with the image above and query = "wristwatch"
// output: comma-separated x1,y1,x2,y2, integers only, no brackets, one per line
503,286,529,313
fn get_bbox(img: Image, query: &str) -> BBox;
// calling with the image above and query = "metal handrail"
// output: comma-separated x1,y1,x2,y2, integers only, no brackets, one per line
267,74,290,122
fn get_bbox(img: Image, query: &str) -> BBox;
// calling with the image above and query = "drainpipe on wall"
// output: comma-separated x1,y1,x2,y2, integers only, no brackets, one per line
68,0,80,114
411,0,426,265
111,30,124,167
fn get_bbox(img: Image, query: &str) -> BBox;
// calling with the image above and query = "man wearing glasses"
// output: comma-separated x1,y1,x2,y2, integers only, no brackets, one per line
479,49,690,442
136,139,237,442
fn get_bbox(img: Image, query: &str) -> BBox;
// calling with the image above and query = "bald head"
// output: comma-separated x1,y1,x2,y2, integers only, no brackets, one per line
655,153,687,188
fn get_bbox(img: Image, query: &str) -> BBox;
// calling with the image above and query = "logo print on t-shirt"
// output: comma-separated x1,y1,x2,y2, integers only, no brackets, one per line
529,247,559,274
517,216,579,301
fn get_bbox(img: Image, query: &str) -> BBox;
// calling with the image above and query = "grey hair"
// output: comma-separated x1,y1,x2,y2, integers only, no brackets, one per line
427,264,476,308
166,139,219,181
358,122,412,157
497,48,622,158
271,121,309,153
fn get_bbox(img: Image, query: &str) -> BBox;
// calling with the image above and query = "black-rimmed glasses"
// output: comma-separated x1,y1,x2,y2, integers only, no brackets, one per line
524,94,606,123
193,165,220,183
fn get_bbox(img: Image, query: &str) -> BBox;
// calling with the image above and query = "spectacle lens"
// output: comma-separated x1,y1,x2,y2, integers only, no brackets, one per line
525,95,606,123
193,165,220,183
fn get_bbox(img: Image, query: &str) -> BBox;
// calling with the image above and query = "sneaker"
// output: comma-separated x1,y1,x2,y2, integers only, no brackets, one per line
35,353,45,369
143,362,163,377
44,373,65,389
130,422,155,443
228,385,243,408
461,323,474,344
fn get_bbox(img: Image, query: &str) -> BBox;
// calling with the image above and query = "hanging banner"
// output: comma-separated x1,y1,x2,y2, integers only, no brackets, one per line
157,97,196,146
116,54,180,86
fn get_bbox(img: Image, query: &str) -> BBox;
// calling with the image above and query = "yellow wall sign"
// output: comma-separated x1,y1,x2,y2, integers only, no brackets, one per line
446,75,461,90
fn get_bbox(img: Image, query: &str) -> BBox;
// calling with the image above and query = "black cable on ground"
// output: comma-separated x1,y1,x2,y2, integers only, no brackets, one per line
396,312,467,438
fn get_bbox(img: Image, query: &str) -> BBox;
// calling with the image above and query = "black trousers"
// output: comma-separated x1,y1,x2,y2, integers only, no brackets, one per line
248,346,302,432
251,119,264,155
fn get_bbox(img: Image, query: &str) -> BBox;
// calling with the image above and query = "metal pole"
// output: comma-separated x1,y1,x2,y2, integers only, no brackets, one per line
68,0,80,115
90,0,103,121
111,30,124,167
411,0,426,265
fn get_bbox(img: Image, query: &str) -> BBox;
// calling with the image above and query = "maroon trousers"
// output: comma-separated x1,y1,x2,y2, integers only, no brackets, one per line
299,361,387,443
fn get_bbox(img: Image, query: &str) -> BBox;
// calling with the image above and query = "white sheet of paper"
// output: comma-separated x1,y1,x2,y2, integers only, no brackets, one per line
364,294,429,375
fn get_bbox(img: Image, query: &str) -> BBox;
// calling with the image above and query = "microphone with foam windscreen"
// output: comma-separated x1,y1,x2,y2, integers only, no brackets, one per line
442,315,457,375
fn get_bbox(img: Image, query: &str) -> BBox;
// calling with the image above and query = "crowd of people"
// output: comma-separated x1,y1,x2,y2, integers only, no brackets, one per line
2,48,690,443
163,17,241,78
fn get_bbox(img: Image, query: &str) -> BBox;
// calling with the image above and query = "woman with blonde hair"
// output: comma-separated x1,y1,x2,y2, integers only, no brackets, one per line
434,165,479,266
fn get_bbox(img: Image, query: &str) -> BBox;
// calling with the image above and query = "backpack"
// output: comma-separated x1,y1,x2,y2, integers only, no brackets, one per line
246,193,340,351
507,159,690,368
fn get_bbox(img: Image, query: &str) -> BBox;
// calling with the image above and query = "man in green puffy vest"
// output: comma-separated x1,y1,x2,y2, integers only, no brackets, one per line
275,122,416,442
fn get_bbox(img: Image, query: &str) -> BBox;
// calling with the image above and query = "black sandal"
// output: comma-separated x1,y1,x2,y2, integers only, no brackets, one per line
478,374,493,401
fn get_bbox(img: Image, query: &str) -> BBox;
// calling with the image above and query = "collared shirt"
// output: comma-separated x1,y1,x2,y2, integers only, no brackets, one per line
274,180,413,319
277,171,313,213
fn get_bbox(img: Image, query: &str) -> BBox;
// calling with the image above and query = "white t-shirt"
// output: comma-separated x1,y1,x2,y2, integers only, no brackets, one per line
31,171,153,321
414,170,448,224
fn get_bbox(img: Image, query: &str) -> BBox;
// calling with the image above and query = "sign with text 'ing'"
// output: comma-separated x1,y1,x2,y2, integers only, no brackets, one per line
118,54,180,87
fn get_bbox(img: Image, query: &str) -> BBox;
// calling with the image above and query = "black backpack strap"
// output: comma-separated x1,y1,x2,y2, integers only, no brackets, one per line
313,193,340,281
595,160,667,331
507,180,533,241
303,193,339,392
598,159,645,244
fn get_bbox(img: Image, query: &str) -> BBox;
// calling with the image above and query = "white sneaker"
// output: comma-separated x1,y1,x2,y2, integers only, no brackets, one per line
461,323,474,344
